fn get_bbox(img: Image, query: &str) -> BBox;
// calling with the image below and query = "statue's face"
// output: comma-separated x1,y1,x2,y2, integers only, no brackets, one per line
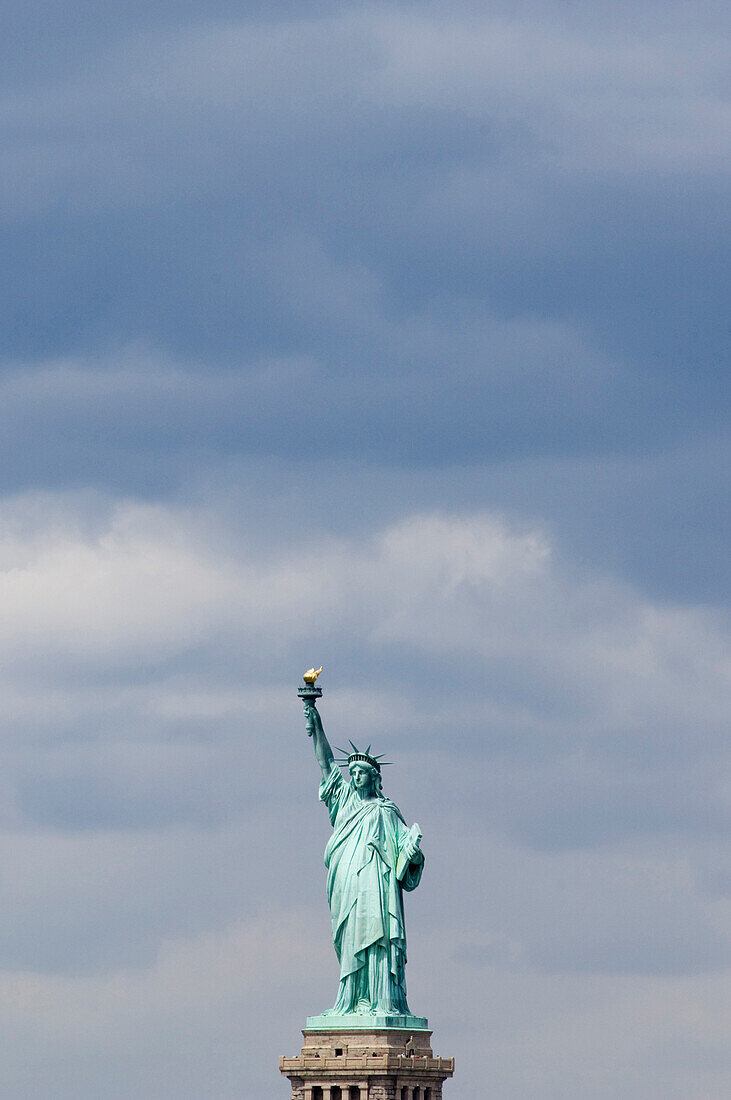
350,764,377,796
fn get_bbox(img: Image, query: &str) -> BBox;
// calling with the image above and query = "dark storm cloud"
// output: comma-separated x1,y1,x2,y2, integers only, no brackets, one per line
1,5,727,402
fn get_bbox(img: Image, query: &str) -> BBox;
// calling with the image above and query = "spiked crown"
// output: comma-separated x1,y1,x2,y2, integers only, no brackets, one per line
335,740,392,774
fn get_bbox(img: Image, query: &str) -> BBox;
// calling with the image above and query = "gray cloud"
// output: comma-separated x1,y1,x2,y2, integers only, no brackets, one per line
2,7,727,221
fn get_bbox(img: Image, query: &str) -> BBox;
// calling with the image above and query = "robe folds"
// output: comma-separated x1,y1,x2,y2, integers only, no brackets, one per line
319,765,423,1011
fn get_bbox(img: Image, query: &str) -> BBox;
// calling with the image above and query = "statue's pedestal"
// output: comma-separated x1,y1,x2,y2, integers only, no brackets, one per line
280,1025,454,1100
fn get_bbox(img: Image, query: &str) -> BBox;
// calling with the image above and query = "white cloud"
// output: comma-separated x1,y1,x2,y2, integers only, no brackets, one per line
0,497,544,667
0,494,726,744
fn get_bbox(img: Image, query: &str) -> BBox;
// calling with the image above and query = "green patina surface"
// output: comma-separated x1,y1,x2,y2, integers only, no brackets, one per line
302,689,426,1030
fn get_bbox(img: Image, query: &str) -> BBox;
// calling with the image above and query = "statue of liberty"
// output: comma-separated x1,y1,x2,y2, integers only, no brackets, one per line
302,690,424,1021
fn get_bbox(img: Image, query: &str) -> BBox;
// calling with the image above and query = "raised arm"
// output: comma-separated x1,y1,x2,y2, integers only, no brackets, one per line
303,701,335,781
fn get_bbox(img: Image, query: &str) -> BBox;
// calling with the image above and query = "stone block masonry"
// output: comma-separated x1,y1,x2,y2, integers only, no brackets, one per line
280,1027,454,1100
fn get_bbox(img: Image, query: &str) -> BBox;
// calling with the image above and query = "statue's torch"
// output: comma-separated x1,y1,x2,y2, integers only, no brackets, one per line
298,667,323,734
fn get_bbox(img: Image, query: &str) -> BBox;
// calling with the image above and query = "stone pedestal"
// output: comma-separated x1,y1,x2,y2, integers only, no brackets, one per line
280,1026,454,1100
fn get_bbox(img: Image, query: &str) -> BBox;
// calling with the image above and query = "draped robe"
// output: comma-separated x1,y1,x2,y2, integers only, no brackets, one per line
319,765,423,1015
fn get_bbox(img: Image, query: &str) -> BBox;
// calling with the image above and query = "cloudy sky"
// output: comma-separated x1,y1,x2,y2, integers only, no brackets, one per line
0,2,729,1097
